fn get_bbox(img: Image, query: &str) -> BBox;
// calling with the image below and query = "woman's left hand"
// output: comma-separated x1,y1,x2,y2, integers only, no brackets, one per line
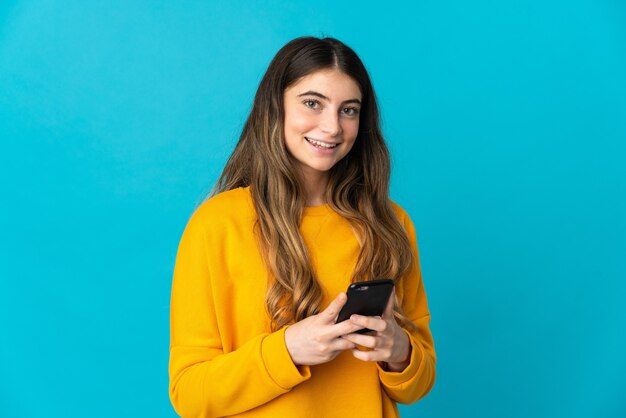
341,290,412,372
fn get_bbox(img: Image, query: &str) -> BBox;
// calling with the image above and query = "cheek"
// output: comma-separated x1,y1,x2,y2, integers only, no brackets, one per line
345,120,360,143
285,110,315,134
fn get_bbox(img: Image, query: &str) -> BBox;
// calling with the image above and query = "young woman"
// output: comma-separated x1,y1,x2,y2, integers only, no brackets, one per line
169,36,436,417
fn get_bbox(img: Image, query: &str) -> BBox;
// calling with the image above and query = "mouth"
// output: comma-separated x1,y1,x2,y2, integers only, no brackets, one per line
305,137,339,149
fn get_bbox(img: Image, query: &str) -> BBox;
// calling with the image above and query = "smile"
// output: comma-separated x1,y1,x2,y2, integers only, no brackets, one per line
305,137,339,149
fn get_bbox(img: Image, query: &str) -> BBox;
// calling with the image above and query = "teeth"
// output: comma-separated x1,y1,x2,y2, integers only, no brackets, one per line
306,137,337,149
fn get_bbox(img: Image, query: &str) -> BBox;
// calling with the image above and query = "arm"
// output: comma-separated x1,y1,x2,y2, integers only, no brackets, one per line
341,210,436,404
168,213,310,418
377,211,436,403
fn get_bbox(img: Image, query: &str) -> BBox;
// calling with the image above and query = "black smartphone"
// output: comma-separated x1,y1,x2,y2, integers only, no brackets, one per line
336,279,394,334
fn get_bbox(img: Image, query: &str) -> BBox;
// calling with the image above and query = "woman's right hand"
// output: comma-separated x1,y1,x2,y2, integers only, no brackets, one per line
284,292,363,366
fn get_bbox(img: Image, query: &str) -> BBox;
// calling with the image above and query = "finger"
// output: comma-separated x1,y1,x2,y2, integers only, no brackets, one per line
327,317,365,338
341,333,378,349
382,288,395,319
319,292,348,323
329,337,356,352
351,347,385,363
350,314,387,333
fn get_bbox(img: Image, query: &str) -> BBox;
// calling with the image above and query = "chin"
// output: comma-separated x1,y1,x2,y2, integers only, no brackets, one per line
309,161,338,172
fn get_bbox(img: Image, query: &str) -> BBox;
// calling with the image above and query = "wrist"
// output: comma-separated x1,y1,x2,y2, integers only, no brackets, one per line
284,325,299,364
385,357,409,372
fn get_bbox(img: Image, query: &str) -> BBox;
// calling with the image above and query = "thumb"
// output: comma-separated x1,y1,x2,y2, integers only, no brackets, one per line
319,292,348,323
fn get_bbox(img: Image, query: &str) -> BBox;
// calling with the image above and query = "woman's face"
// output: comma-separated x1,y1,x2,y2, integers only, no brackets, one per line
283,68,362,181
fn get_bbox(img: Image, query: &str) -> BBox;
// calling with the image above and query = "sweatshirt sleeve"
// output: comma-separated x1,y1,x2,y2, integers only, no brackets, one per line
377,208,436,404
169,210,311,417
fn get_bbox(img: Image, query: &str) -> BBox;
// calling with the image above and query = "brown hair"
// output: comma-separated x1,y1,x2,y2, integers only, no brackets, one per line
212,36,414,330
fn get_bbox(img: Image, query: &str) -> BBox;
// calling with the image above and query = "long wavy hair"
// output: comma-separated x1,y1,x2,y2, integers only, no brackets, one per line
212,36,415,331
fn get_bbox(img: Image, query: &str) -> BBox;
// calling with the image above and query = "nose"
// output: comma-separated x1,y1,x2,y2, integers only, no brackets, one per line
319,110,342,137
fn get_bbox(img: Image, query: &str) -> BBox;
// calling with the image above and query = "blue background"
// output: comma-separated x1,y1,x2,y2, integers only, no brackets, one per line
1,1,625,417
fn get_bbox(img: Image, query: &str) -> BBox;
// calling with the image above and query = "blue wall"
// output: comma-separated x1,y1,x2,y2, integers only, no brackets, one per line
1,1,624,417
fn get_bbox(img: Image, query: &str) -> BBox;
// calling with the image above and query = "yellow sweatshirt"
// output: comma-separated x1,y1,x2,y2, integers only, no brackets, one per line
169,187,436,417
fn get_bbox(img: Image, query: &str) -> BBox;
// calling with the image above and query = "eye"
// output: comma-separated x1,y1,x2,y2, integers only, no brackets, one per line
303,99,321,109
342,106,360,117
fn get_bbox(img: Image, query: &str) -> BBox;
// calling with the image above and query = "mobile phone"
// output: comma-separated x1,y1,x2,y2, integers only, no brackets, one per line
336,279,394,334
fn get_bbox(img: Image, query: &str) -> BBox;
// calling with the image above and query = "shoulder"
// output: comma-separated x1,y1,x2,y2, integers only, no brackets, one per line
197,186,254,217
186,187,255,233
389,200,411,224
388,200,418,239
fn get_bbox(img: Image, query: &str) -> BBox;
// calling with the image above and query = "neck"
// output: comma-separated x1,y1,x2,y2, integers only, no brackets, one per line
300,169,329,206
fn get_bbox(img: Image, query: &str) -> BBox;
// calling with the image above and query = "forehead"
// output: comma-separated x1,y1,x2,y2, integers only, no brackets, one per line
285,69,362,100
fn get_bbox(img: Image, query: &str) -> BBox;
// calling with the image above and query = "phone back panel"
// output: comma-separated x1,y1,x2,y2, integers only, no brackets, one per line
336,279,394,325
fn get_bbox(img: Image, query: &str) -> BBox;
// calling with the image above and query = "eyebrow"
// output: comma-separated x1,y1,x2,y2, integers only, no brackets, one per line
297,90,362,105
